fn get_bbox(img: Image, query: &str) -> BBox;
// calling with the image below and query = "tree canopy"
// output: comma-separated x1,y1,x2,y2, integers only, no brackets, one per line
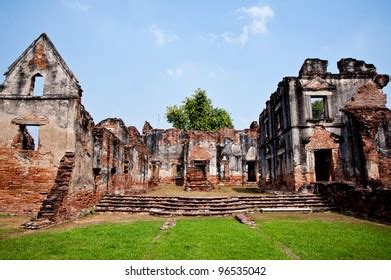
311,99,325,119
166,88,234,131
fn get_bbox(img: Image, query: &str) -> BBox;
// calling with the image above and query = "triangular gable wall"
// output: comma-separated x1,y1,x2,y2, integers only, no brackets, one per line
1,33,81,97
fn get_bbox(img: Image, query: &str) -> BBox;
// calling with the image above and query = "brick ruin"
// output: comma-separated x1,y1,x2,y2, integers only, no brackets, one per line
0,34,390,224
259,58,390,192
0,34,258,222
143,122,259,189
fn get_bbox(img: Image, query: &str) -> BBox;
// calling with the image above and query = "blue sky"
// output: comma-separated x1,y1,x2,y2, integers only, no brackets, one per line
0,0,390,131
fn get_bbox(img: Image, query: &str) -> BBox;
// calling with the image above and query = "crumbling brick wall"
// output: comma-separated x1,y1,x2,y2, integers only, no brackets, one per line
94,118,151,194
0,34,84,216
61,103,102,218
259,58,390,192
342,81,391,187
94,119,127,194
143,126,186,185
315,182,391,223
3,33,390,229
0,148,57,214
143,123,259,186
0,34,105,221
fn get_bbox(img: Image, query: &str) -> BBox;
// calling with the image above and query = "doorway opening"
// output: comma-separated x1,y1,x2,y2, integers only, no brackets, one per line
152,162,160,179
314,149,333,181
175,164,184,186
246,161,256,182
194,160,207,177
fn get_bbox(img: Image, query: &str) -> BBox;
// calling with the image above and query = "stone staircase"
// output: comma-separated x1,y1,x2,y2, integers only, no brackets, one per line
185,167,213,191
95,193,335,216
24,152,75,229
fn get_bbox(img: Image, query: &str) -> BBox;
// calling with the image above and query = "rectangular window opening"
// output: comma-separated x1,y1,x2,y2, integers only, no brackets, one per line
275,108,283,131
311,97,326,119
21,125,39,151
32,75,44,96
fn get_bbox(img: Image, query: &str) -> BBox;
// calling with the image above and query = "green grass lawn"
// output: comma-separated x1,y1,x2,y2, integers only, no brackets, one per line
0,213,390,260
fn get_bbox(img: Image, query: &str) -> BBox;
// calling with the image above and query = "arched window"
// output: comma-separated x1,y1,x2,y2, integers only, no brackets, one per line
31,74,44,96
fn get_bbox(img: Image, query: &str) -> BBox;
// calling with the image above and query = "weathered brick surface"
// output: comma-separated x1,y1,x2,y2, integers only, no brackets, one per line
93,119,152,195
0,34,98,225
315,182,391,223
143,124,259,187
0,148,56,214
56,189,103,222
37,152,75,221
1,34,390,228
259,58,390,191
189,146,212,161
28,42,48,70
306,126,339,150
345,82,386,109
185,167,213,191
342,82,391,187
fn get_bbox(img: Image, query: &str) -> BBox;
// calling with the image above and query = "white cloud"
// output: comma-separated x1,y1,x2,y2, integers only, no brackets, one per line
208,33,219,41
222,26,249,45
220,4,273,46
61,0,89,13
149,25,179,47
166,67,183,78
239,4,273,34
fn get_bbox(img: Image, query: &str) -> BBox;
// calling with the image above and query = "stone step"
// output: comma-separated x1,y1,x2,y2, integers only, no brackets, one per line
95,207,248,216
95,194,334,216
95,205,332,214
107,194,321,200
261,207,312,213
96,205,250,212
101,195,323,202
33,152,75,224
99,197,324,203
105,194,320,201
38,211,56,218
150,209,248,216
260,207,335,213
23,218,54,230
96,201,332,209
96,206,334,216
97,196,328,203
97,199,326,207
96,202,333,210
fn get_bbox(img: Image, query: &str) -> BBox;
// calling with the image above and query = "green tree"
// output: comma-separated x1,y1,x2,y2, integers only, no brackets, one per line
311,99,325,119
166,88,234,131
